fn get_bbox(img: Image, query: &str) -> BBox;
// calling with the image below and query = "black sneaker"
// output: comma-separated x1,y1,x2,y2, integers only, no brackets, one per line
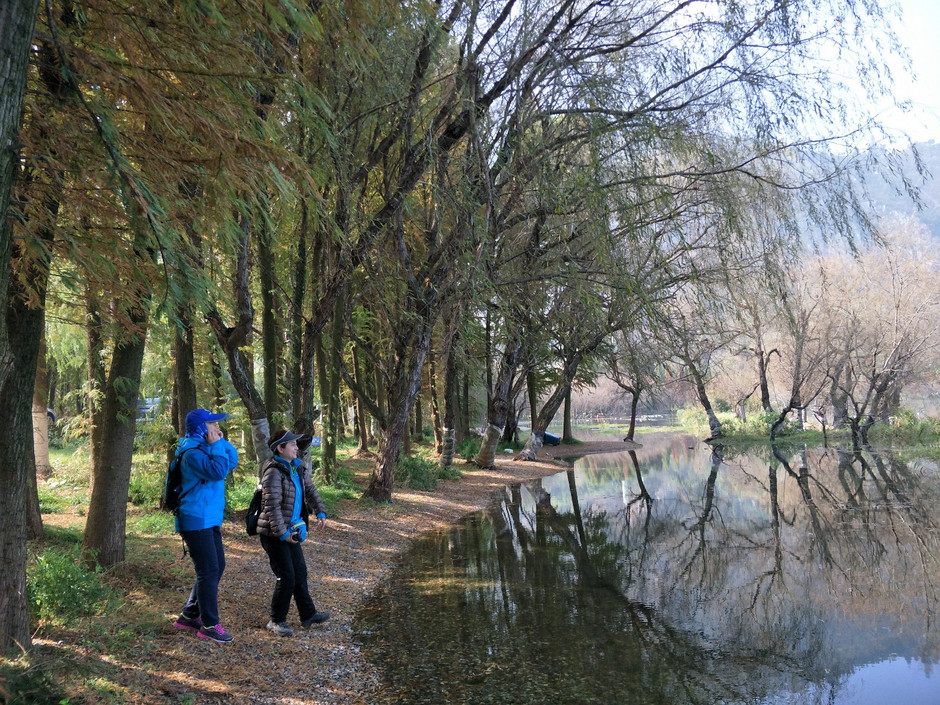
266,620,294,637
301,611,331,627
197,623,233,643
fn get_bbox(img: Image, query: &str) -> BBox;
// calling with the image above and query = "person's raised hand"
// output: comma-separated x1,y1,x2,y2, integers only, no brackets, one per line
205,424,223,444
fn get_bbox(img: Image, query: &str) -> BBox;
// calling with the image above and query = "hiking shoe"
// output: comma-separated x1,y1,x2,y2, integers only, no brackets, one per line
301,611,331,627
266,620,294,637
197,623,233,643
173,614,202,632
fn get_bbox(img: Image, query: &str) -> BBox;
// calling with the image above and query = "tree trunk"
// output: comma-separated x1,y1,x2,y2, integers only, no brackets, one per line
290,201,309,423
322,291,345,484
562,386,574,442
625,390,640,442
0,416,30,654
172,307,197,436
402,415,412,456
440,308,459,468
373,354,387,445
756,343,772,412
210,343,225,409
519,340,604,460
172,204,201,435
474,330,523,469
0,185,51,649
258,215,279,417
460,367,470,441
86,291,106,487
686,357,723,440
527,369,538,434
33,320,53,477
351,344,371,453
82,298,149,568
830,356,849,428
429,357,443,454
299,316,318,435
413,383,424,442
352,344,372,453
365,318,435,502
0,0,41,399
207,218,270,469
500,401,518,445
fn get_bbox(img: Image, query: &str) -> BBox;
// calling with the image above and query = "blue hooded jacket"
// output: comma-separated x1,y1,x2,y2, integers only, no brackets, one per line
174,434,239,532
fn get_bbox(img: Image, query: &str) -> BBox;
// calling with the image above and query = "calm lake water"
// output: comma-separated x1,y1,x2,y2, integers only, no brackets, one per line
355,433,940,705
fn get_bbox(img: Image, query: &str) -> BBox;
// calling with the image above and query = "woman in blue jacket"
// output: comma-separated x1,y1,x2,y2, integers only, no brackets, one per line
172,408,239,643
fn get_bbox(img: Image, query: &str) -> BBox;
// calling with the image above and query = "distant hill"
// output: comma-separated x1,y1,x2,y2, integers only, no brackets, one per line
864,141,940,236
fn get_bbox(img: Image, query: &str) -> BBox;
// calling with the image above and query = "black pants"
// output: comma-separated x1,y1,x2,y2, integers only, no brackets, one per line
180,526,225,627
259,534,317,623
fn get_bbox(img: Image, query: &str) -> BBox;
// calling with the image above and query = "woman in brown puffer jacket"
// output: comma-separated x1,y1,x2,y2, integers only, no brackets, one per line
257,429,330,637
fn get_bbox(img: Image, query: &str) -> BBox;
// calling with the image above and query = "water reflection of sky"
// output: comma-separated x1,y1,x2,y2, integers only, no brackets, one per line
356,432,940,704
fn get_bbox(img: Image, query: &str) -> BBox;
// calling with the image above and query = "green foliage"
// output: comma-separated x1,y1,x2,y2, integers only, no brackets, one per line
127,454,167,507
0,652,70,705
676,405,708,431
719,410,777,438
39,448,91,514
134,415,176,454
395,455,463,491
226,469,259,517
48,444,91,477
456,435,482,462
56,410,90,444
27,547,119,625
396,456,439,491
313,467,360,516
36,485,72,514
870,409,940,445
127,510,176,535
436,462,462,482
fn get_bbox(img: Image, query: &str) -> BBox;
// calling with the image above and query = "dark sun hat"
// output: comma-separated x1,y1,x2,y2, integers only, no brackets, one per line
269,430,305,451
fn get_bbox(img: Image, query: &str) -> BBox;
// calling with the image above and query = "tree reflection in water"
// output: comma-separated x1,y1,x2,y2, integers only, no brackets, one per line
355,432,940,705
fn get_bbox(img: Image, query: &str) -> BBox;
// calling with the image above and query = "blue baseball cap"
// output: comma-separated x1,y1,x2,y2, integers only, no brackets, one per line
185,408,228,434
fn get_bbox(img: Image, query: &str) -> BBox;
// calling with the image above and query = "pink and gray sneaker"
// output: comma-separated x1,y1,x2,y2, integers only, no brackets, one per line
173,614,202,632
197,623,233,643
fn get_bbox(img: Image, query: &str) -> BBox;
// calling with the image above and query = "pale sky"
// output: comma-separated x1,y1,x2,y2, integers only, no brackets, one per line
880,0,940,142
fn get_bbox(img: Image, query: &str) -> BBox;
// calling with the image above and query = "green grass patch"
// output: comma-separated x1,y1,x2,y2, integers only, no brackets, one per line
456,435,482,462
27,546,121,626
394,454,464,491
0,650,72,705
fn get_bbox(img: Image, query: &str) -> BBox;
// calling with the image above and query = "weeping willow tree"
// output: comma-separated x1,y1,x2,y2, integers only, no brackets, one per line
9,0,325,573
0,0,915,653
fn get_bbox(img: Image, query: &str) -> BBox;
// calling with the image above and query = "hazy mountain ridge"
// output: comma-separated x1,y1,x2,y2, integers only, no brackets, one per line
864,141,940,235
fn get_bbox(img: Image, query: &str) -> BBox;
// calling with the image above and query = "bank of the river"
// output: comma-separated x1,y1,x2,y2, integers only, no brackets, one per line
31,439,638,704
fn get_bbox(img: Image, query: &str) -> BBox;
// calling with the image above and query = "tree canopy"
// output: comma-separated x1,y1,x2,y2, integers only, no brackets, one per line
2,0,936,654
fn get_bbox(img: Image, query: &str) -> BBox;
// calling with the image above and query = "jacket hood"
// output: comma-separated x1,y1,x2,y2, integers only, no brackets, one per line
176,437,205,454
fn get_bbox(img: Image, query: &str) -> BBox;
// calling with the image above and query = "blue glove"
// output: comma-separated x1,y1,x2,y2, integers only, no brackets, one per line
280,529,293,542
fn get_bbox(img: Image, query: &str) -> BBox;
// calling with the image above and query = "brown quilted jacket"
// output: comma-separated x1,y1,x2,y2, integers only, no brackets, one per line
256,456,326,538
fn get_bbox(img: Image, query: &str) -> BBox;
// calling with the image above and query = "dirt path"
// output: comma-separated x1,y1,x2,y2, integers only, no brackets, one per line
37,440,637,704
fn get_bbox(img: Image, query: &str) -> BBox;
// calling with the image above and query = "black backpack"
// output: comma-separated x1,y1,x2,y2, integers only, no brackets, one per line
160,449,194,514
245,487,262,536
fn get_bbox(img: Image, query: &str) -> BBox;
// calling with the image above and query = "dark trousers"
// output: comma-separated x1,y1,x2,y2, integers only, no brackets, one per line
180,526,225,627
260,534,317,623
